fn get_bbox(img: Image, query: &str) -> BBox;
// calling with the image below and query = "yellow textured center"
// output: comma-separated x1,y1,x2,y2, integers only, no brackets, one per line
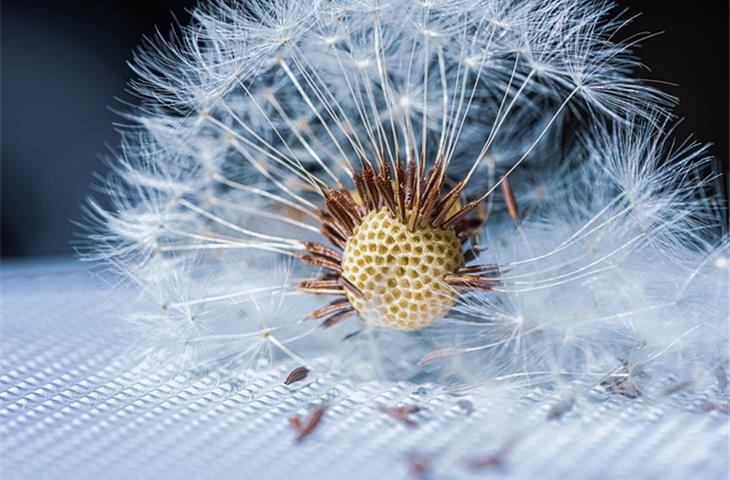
341,208,464,331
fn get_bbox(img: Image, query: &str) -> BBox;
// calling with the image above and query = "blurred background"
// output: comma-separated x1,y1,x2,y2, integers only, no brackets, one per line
2,0,728,257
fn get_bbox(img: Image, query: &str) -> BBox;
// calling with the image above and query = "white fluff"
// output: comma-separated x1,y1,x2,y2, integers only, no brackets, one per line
84,0,728,395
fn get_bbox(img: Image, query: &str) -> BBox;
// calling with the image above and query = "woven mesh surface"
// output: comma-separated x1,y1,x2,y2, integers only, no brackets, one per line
1,260,728,479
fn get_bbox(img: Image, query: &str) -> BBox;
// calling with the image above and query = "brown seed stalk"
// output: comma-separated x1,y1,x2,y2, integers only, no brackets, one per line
311,298,352,319
456,264,499,275
444,273,493,291
299,277,345,296
320,308,356,328
442,198,481,229
500,175,520,224
302,241,342,262
299,254,342,273
339,275,365,299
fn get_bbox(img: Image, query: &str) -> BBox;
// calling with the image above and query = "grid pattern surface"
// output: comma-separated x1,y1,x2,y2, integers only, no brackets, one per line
1,260,728,480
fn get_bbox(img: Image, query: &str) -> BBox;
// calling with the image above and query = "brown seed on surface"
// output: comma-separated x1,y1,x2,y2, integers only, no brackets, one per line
290,405,326,443
377,404,422,427
600,359,643,398
284,366,310,385
463,436,519,471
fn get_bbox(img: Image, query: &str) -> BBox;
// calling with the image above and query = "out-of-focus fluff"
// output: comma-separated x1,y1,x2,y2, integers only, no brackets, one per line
84,0,728,395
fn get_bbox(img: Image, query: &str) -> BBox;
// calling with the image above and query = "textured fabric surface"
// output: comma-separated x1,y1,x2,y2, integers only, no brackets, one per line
1,259,728,480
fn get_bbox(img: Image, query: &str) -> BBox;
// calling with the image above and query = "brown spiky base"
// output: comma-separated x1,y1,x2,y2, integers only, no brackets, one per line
298,158,498,330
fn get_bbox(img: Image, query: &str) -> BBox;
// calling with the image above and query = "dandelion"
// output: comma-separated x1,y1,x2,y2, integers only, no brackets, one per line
85,0,728,391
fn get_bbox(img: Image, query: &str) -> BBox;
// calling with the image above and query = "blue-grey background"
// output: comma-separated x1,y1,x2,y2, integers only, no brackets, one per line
1,0,728,257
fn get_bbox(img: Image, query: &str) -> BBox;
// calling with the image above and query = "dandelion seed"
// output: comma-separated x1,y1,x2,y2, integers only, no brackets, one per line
600,359,643,398
417,348,468,366
463,436,520,471
284,366,310,385
290,404,327,443
377,404,423,427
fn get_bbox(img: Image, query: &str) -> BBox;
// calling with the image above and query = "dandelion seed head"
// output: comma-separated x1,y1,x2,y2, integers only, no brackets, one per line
82,0,728,390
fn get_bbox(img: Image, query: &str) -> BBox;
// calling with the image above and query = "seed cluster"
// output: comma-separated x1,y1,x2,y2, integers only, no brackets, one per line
341,208,464,330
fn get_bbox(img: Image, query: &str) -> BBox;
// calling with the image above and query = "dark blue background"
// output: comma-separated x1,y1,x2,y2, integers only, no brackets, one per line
2,1,727,257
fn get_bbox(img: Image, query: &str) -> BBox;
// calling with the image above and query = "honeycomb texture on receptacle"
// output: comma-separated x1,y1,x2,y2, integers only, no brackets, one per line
340,208,464,331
